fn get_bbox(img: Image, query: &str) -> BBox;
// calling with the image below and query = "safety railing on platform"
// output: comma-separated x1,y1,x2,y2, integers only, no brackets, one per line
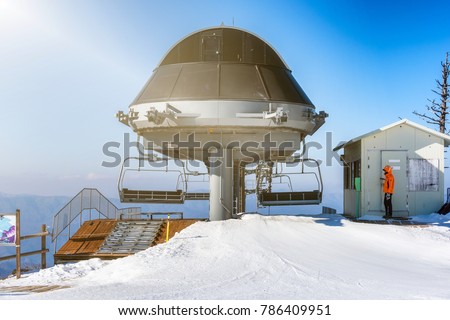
52,188,140,251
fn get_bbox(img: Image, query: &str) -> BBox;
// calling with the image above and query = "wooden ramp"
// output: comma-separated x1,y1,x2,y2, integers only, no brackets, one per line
54,219,200,263
54,220,118,263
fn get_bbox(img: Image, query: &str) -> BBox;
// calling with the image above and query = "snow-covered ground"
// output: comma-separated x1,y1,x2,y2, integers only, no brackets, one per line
1,213,450,299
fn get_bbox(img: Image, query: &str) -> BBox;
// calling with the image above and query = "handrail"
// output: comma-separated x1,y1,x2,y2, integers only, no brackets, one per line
52,188,140,243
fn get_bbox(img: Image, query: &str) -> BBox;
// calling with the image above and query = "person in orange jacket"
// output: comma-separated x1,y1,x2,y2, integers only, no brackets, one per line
382,165,395,218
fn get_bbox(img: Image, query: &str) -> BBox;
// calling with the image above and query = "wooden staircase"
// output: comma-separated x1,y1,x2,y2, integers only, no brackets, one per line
54,219,200,263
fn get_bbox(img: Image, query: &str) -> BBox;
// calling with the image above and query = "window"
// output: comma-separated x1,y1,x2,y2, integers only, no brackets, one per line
219,64,267,99
136,65,182,102
202,35,221,62
170,64,218,99
344,159,361,190
259,66,313,104
408,159,439,191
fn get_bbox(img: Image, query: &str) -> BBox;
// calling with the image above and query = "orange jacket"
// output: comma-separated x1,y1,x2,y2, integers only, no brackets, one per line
383,165,395,194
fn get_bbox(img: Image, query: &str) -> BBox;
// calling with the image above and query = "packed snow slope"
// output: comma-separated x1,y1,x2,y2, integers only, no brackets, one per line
1,213,450,299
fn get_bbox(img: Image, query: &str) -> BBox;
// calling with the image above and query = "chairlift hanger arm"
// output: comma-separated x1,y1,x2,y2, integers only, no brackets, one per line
255,157,323,207
185,159,209,176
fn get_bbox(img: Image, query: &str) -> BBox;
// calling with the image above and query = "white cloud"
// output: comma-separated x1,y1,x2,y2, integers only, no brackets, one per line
59,175,81,181
86,172,105,181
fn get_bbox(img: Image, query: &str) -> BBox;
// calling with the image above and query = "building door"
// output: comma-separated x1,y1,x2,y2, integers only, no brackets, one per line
381,150,408,216
366,150,382,213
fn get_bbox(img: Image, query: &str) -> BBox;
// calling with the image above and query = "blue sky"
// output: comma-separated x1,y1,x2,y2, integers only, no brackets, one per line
0,0,449,198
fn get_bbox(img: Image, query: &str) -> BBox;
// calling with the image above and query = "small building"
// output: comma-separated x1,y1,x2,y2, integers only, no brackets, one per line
334,119,450,218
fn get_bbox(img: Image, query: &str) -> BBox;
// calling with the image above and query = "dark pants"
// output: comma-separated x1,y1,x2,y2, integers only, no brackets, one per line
384,193,393,217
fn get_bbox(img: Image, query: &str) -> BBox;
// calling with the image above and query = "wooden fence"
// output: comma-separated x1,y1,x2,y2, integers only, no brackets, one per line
0,209,49,279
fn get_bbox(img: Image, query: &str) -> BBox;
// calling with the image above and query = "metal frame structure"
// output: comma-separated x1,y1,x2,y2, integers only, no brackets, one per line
118,156,210,204
253,158,323,207
52,188,141,253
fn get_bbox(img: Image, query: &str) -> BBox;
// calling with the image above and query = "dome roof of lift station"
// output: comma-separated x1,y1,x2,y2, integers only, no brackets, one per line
117,26,327,159
132,26,314,105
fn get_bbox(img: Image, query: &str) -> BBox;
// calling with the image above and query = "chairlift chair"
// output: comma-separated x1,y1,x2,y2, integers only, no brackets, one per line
184,170,210,201
118,156,187,204
256,158,323,207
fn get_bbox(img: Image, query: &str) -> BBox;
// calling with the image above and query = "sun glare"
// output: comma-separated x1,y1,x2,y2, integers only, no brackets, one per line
0,0,36,35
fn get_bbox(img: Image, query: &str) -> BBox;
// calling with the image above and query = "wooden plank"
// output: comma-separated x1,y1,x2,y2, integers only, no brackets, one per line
55,253,130,262
121,189,184,204
0,250,48,262
260,191,322,206
70,220,117,240
0,285,69,293
76,239,105,254
41,224,47,269
71,220,102,240
154,219,199,245
55,220,116,256
56,240,84,255
92,220,117,239
20,231,49,240
16,209,21,279
185,192,209,200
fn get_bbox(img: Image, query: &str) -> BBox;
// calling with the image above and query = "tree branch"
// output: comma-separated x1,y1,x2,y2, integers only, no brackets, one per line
413,111,440,124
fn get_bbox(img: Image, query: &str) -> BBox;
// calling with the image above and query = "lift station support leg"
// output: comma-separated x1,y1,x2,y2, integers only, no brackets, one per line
209,149,233,221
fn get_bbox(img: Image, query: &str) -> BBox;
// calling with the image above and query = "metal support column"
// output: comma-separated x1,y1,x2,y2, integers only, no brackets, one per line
239,162,246,213
209,149,233,221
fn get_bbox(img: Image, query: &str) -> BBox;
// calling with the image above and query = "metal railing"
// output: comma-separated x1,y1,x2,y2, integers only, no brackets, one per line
52,188,140,248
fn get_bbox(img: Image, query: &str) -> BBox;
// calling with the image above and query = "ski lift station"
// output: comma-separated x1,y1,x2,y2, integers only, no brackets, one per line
50,26,329,262
334,119,450,218
48,27,450,263
116,26,328,221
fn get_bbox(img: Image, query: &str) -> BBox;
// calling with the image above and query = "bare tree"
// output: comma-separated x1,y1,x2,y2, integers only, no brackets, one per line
414,52,449,133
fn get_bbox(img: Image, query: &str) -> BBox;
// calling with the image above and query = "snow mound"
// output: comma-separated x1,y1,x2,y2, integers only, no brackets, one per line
1,259,108,286
411,213,450,225
1,213,450,299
